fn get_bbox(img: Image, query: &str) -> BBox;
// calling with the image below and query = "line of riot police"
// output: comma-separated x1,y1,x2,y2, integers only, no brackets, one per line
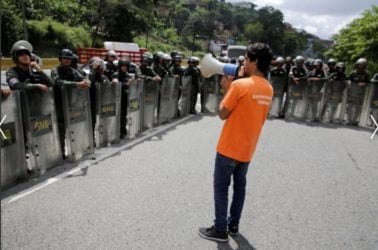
267,55,378,127
1,41,209,189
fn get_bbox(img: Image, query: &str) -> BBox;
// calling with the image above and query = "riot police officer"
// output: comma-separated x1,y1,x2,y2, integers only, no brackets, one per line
307,59,327,122
347,58,370,125
326,58,337,75
6,42,53,92
279,56,294,118
268,57,286,117
112,57,133,138
184,56,201,114
51,48,90,158
140,52,161,82
287,55,308,118
235,55,245,80
322,62,347,123
104,50,118,80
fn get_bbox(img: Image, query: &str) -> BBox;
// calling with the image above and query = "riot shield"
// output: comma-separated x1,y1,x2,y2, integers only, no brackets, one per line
306,79,326,121
61,86,94,161
359,82,377,127
142,79,159,130
285,78,308,120
269,76,286,117
127,79,143,138
95,81,122,147
322,80,347,123
1,90,27,189
21,88,62,172
368,81,378,126
201,75,221,113
179,76,192,117
158,77,177,124
345,82,367,125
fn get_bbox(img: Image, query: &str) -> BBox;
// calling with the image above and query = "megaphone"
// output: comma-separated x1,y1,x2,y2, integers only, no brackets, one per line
200,53,238,78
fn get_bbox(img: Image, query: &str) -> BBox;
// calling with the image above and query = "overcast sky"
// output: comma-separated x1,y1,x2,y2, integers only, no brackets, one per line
226,0,377,39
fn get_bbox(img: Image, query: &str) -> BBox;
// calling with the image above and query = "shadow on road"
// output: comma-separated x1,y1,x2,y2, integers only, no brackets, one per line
216,233,257,250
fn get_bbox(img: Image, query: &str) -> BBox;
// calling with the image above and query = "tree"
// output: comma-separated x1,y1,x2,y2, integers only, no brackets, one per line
326,6,378,73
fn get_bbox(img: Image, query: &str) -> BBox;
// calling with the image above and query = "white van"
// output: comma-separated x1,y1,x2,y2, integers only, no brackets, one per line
227,45,247,60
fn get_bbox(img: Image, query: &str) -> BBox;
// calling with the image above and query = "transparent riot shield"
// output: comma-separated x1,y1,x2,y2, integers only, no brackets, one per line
269,76,286,117
127,79,143,138
179,76,192,117
345,82,367,125
285,78,307,120
95,81,122,147
142,79,159,130
158,77,176,124
306,79,326,121
21,88,62,173
322,80,347,123
61,86,94,161
1,90,27,189
201,75,221,113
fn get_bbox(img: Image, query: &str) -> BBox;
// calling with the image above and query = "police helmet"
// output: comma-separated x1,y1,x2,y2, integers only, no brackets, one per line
327,58,337,65
162,53,171,61
172,55,182,62
118,57,131,67
314,59,323,67
106,50,117,58
142,52,153,62
238,55,245,63
356,58,367,66
59,48,74,60
12,45,32,62
276,57,285,64
285,56,293,63
219,56,230,63
336,62,345,72
220,50,227,57
295,55,305,64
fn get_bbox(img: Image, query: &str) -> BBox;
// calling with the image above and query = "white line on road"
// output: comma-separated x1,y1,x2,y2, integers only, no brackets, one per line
1,115,194,207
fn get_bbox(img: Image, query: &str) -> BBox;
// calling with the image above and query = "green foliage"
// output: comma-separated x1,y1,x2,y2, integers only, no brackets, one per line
27,19,91,55
326,6,378,74
1,1,24,55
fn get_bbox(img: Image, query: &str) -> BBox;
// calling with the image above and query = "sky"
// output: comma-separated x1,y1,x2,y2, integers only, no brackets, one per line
226,0,377,40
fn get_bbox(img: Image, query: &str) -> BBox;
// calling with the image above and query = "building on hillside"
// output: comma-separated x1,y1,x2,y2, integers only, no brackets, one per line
229,1,255,9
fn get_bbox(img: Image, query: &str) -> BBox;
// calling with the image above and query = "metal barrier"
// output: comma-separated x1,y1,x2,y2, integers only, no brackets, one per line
61,86,94,161
95,80,122,147
1,90,27,189
22,89,62,173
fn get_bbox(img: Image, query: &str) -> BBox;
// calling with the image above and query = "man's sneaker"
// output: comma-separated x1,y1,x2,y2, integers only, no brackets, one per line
228,225,239,236
198,226,228,242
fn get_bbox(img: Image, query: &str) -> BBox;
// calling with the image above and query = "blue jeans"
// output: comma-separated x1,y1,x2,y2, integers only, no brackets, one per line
213,153,249,231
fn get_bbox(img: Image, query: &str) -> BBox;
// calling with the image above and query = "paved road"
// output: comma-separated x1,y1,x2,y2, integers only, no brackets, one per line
1,113,378,249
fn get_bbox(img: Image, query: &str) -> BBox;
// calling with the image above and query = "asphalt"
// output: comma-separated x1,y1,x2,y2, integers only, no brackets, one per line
1,112,378,249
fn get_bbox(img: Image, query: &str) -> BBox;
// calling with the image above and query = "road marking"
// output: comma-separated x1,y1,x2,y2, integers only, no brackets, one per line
1,115,194,207
370,115,378,140
0,115,7,139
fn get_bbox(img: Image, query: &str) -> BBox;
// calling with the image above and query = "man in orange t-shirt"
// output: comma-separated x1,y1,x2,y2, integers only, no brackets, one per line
199,43,273,243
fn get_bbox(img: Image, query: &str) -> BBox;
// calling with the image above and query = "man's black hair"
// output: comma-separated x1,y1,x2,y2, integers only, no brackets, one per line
246,43,273,77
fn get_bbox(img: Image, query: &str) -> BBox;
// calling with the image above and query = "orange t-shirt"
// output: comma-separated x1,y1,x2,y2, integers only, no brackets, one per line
216,75,273,162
